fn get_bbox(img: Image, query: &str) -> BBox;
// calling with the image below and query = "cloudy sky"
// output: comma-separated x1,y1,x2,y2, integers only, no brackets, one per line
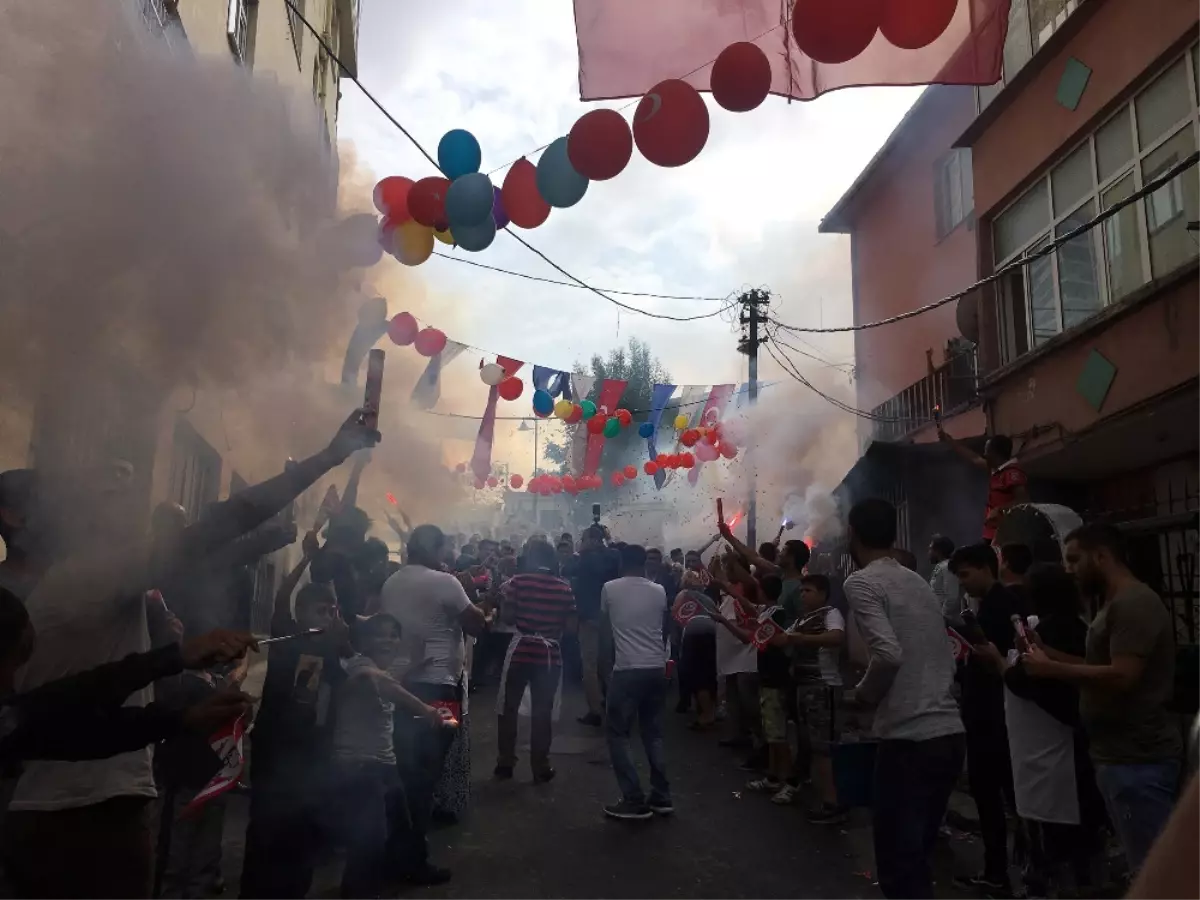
339,0,921,397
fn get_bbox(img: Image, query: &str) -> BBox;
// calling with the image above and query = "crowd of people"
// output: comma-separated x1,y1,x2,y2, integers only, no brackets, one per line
0,412,1195,900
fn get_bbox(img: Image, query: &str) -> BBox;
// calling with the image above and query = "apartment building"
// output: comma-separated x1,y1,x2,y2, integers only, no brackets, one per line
822,0,1198,646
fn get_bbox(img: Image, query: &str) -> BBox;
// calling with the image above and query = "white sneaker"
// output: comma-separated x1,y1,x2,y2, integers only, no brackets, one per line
771,784,799,805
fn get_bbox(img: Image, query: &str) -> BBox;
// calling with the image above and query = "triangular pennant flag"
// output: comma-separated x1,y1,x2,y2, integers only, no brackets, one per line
410,340,467,410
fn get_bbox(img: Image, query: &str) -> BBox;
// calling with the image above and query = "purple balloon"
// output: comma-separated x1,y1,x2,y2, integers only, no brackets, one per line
492,186,510,230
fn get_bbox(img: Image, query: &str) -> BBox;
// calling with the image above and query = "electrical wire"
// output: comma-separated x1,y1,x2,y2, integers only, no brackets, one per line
430,251,732,302
764,335,900,422
769,151,1200,335
285,0,737,324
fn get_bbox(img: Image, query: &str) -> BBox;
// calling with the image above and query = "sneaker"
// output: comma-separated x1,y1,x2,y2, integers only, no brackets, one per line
746,777,782,793
770,784,799,805
493,764,514,780
806,804,848,825
577,712,603,727
647,795,674,816
954,873,1012,898
532,767,557,784
603,799,653,821
401,865,453,887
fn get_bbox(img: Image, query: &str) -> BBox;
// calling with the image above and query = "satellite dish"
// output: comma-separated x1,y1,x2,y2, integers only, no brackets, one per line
956,293,980,344
993,503,1084,557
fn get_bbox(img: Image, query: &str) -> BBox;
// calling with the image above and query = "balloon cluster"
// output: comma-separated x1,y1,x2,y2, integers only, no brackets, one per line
676,408,741,462
526,473,604,497
386,311,447,357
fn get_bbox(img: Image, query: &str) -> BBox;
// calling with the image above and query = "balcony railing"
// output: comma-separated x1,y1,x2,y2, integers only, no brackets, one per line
870,349,978,443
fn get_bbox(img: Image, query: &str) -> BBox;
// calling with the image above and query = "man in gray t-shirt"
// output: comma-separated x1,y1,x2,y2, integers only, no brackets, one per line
842,499,965,899
600,544,671,822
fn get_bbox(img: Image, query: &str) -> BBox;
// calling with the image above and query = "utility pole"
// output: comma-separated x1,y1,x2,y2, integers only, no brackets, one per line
737,288,770,549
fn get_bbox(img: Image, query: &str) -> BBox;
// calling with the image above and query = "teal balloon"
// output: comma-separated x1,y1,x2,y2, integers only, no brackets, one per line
532,389,554,416
438,129,482,180
445,173,494,228
580,400,597,419
603,417,621,438
637,422,654,439
453,216,496,252
536,137,588,209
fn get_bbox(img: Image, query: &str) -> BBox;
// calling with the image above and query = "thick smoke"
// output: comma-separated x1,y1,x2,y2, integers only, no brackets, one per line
0,0,466,535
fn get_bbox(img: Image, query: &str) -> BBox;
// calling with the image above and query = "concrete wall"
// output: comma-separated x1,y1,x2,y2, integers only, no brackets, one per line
847,86,981,414
971,0,1199,218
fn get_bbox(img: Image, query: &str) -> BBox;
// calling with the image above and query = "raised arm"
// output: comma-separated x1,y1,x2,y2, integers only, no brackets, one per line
340,450,371,512
271,532,319,637
718,523,780,574
936,426,988,470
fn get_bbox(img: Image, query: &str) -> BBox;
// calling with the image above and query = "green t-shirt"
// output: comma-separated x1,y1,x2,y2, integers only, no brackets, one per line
1080,581,1182,765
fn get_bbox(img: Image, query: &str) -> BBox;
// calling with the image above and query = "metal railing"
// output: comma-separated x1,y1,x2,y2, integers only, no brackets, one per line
870,348,979,442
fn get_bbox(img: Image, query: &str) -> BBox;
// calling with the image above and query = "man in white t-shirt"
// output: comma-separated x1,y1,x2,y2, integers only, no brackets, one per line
716,591,763,767
380,524,487,885
600,544,671,821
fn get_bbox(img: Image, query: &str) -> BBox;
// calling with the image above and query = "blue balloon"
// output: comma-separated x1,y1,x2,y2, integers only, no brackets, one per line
454,216,496,252
532,389,554,416
637,422,655,439
492,186,510,230
438,129,482,180
536,137,588,209
445,173,494,228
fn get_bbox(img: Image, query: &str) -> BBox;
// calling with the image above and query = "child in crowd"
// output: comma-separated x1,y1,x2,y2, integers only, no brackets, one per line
335,614,445,898
770,573,848,824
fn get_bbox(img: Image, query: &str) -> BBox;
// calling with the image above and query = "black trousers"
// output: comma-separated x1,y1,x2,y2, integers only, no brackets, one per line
872,733,967,899
497,659,560,772
239,764,326,899
333,761,424,897
394,683,458,849
965,717,1017,880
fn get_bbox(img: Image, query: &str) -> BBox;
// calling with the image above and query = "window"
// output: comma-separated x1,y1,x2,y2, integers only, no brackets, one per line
992,46,1199,365
977,0,1084,109
227,0,257,66
934,148,974,238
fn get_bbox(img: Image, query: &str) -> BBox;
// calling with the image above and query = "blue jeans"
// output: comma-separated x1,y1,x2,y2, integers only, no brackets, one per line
872,732,967,899
1094,759,1180,873
605,668,670,805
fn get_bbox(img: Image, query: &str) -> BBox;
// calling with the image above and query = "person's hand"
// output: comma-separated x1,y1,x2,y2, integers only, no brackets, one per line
783,520,795,530
327,408,381,463
1020,643,1056,678
767,631,790,648
302,529,321,559
180,629,259,669
276,521,300,547
971,641,1006,673
165,616,185,643
182,689,253,734
718,521,733,539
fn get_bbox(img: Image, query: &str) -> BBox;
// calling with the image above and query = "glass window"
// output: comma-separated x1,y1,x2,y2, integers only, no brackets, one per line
1026,237,1059,346
1101,173,1147,301
1141,125,1200,276
995,180,1049,260
1135,59,1191,148
1051,143,1093,215
1055,201,1104,330
1095,109,1134,183
934,149,974,238
1003,0,1034,84
1030,0,1079,50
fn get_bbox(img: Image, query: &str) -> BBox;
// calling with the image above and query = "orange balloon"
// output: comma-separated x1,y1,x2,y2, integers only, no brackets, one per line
623,464,637,479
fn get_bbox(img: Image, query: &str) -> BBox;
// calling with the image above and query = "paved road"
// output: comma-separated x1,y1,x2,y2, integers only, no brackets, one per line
217,684,981,898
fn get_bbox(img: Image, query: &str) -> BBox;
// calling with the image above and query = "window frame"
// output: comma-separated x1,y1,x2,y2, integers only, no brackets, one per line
991,44,1199,364
977,0,1085,111
934,148,975,239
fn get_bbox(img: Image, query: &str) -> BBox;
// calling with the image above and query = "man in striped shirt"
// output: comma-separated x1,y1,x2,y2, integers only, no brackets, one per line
495,539,577,783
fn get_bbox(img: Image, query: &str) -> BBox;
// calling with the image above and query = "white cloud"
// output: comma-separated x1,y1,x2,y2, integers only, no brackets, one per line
339,0,917,427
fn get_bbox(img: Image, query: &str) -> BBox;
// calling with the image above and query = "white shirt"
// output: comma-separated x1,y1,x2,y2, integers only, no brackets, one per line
817,607,846,687
381,565,472,686
929,560,961,619
601,576,668,672
12,546,157,811
716,596,757,676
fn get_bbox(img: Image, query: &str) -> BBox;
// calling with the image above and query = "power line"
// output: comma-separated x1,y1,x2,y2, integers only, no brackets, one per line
430,251,731,302
770,151,1200,335
764,336,900,422
285,0,736,324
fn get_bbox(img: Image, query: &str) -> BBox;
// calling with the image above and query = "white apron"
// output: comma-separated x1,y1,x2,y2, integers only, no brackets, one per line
1004,677,1079,825
495,633,563,722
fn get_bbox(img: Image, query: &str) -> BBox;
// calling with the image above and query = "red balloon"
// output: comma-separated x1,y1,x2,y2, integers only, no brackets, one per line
655,453,668,466
615,408,632,426
587,415,608,435
611,472,625,487
567,109,634,181
711,42,773,112
498,377,524,401
644,461,659,476
510,474,524,489
633,80,710,168
502,158,551,229
408,177,451,227
455,462,467,473
388,312,419,346
373,176,414,219
562,475,576,491
681,452,695,468
550,480,563,495
792,0,882,65
473,478,485,490
668,454,682,468
623,464,637,479
880,0,956,49
720,443,738,460
413,327,447,357
565,404,583,425
680,429,699,447
486,476,499,488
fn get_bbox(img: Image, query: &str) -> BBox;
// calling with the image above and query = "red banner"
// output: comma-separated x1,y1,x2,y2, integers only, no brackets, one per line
582,378,628,475
183,714,246,816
